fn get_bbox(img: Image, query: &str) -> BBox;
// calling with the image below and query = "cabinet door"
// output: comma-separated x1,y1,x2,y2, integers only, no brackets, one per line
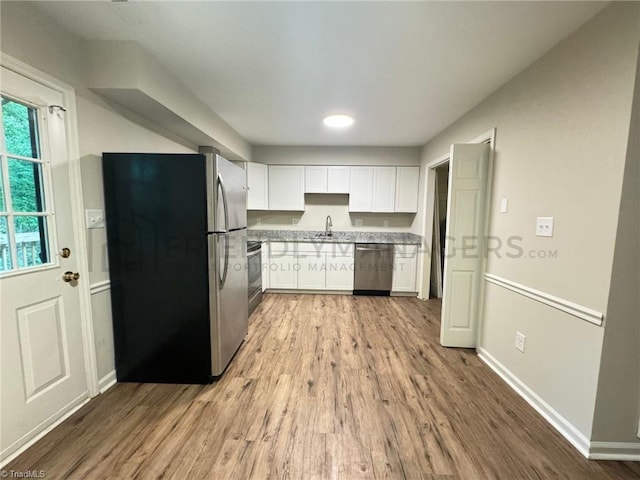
269,166,305,210
327,166,350,193
373,167,396,212
297,253,326,289
305,166,328,193
349,167,374,212
326,254,354,290
395,166,420,213
392,246,418,292
247,162,269,210
269,253,298,289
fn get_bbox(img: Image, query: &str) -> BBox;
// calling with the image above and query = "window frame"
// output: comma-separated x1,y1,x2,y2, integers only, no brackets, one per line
0,93,59,277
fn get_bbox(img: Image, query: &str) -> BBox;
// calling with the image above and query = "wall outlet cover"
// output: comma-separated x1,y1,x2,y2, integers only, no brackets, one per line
355,219,363,227
292,218,299,225
383,220,389,228
86,209,105,229
536,217,554,237
256,218,262,225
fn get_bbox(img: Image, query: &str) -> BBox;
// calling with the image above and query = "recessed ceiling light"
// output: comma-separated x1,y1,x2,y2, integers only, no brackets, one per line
323,114,354,128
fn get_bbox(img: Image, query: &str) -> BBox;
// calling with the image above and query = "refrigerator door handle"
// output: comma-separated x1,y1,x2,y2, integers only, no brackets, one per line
218,173,230,233
219,233,229,289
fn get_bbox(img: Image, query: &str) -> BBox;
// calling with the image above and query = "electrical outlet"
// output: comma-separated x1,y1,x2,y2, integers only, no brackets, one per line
256,218,262,225
86,209,105,229
536,217,554,237
355,219,363,227
515,332,526,353
292,218,299,225
383,220,389,228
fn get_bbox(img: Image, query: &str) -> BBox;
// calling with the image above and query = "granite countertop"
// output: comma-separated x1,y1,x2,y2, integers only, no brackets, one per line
247,229,422,245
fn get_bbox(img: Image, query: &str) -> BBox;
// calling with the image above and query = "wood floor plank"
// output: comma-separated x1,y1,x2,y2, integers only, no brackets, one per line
6,294,640,479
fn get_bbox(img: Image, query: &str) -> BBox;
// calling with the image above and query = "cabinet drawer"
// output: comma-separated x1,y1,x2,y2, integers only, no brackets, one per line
270,242,296,254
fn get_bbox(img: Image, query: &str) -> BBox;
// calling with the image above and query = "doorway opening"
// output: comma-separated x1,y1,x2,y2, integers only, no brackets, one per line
429,162,449,299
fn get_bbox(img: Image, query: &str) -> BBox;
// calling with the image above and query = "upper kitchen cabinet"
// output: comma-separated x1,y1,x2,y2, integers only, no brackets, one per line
395,166,420,213
349,167,374,212
372,167,396,212
269,165,305,210
305,166,350,193
247,162,269,210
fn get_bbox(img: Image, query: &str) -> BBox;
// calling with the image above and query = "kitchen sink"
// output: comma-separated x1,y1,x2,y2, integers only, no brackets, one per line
309,232,333,240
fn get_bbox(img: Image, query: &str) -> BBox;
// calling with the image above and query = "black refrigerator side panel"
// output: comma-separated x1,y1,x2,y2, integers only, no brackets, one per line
103,153,212,384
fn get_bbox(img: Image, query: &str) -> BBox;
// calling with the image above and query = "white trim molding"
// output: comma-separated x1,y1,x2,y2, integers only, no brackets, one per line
0,394,90,468
98,370,117,394
477,347,591,458
484,273,603,326
90,280,112,295
589,442,640,461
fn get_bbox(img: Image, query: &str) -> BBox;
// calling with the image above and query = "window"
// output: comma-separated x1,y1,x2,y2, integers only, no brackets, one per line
0,96,53,273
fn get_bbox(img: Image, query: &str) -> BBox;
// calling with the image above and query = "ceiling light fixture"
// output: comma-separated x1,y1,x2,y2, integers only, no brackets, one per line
323,114,354,128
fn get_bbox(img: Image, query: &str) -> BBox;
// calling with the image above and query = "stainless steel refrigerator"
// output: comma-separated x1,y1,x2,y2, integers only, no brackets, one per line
103,148,248,384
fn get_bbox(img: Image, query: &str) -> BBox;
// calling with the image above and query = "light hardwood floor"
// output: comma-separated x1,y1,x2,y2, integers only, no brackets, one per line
6,294,640,479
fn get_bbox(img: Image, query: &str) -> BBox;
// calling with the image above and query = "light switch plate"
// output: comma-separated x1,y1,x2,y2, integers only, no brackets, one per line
515,332,526,353
383,220,389,228
536,217,554,237
85,209,105,229
500,198,508,213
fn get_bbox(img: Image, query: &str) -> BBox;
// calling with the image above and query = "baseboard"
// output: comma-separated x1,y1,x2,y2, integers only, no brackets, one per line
98,370,117,394
589,442,640,460
477,347,591,458
0,393,89,468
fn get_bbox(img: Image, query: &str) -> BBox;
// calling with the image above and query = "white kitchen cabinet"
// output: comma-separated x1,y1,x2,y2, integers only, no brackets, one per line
349,167,374,212
269,166,305,210
327,166,350,193
392,244,419,293
269,243,298,289
325,245,354,290
395,166,420,213
297,253,326,289
372,167,396,212
305,166,328,193
305,166,350,194
247,162,269,210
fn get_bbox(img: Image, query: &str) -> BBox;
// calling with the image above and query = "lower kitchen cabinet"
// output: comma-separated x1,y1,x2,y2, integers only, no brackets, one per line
266,242,354,291
392,244,419,293
268,243,297,289
325,253,354,290
297,253,325,289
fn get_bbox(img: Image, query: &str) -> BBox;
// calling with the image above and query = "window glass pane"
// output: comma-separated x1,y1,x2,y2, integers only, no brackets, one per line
0,158,5,212
1,97,40,158
0,216,11,271
14,215,48,268
8,158,45,212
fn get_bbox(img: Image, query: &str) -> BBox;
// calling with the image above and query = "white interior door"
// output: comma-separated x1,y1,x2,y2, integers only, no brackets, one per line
1,67,88,463
440,143,490,347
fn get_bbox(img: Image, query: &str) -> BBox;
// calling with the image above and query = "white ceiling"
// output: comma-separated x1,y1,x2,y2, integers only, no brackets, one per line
32,1,607,147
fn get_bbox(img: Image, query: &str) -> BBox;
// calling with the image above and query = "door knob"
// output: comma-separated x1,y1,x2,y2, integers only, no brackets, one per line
62,271,80,283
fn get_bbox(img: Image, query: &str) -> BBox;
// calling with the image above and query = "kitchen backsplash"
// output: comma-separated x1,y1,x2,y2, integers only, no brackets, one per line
247,193,416,232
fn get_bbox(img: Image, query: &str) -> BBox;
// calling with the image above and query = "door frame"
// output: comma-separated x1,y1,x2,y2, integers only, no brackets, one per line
1,54,99,396
418,128,496,344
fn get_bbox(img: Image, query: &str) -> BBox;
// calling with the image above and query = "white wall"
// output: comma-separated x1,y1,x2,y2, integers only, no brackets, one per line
417,2,640,442
1,1,197,381
591,40,640,444
250,146,421,232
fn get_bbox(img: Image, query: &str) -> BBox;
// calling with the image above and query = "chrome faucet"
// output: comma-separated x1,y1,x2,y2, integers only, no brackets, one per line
325,215,333,237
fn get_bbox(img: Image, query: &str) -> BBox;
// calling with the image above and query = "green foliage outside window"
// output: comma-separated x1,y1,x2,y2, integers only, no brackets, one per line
1,98,42,236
